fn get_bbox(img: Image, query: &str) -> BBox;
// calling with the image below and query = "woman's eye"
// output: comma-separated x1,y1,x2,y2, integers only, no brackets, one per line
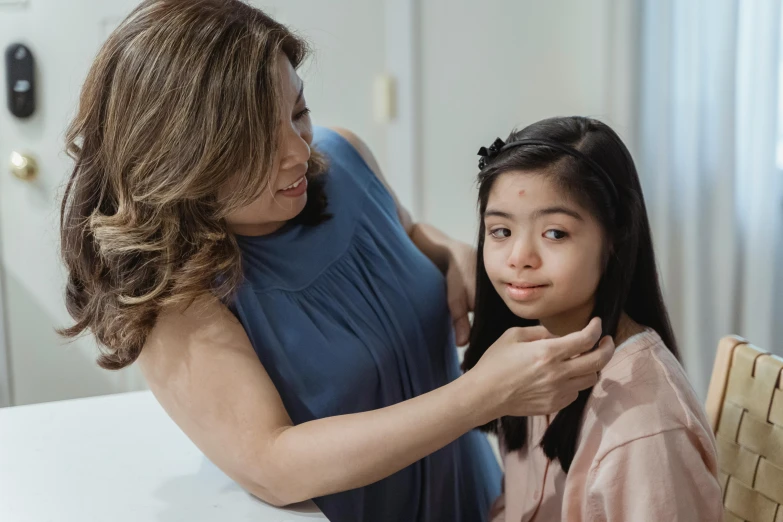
544,229,568,240
489,228,511,239
294,107,311,120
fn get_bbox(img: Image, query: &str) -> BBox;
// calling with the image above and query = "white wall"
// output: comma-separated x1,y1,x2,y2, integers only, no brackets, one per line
257,0,389,173
419,0,638,243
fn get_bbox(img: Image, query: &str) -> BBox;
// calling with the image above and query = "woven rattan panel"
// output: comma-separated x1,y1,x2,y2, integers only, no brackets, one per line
716,343,783,522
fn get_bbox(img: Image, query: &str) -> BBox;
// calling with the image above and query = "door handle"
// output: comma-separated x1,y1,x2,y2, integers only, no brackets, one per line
9,151,37,181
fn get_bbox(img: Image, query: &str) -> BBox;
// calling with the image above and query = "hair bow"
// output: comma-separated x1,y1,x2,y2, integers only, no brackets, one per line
477,138,506,169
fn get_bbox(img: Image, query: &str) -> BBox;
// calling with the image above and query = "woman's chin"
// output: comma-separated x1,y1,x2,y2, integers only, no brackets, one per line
274,193,308,222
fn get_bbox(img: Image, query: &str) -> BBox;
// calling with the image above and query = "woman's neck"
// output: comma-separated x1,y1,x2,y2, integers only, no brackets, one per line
229,221,286,237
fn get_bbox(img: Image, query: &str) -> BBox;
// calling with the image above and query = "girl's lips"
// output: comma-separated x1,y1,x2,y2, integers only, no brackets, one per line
505,283,548,301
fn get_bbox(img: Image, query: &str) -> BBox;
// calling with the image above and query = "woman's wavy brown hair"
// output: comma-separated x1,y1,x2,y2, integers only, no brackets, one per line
59,0,328,370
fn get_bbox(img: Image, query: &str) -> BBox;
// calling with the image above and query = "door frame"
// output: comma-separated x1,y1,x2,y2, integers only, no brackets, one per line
384,0,421,219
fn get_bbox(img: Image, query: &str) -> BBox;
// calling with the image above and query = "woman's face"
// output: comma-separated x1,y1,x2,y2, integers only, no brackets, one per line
482,171,607,335
224,53,313,236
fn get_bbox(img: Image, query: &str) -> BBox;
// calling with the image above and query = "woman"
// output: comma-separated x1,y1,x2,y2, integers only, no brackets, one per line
59,1,613,521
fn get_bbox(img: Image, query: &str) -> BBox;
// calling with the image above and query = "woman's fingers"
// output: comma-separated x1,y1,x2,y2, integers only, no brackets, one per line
509,325,557,343
448,290,471,346
548,317,603,361
563,335,615,379
453,314,471,346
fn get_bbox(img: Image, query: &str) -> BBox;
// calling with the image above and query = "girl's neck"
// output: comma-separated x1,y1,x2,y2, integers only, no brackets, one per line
539,310,645,347
538,300,594,337
614,314,646,347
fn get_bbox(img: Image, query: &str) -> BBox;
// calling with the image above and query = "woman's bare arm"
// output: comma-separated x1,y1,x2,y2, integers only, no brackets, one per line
140,297,611,506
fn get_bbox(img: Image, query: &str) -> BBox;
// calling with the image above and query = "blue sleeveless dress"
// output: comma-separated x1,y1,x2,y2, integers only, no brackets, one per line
230,127,500,521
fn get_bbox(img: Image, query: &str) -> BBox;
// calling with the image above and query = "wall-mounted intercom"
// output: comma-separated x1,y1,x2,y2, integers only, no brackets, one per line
5,43,35,118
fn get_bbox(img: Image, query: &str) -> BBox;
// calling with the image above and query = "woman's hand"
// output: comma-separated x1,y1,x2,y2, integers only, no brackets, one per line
466,317,614,421
444,240,477,346
402,222,477,346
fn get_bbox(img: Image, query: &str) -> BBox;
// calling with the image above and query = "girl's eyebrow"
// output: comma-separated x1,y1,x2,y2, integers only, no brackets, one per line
531,206,584,221
484,206,584,221
483,209,513,219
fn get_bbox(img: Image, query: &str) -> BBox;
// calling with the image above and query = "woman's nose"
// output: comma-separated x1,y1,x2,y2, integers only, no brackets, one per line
279,126,311,171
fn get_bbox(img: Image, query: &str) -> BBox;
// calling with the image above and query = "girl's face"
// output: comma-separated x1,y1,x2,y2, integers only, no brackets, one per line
482,171,607,335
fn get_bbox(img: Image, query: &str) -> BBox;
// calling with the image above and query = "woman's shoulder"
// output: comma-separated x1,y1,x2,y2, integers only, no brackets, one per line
319,127,371,161
313,126,377,175
311,126,387,199
139,294,250,381
311,126,403,229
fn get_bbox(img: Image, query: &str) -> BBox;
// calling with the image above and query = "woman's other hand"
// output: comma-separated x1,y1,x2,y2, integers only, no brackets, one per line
444,240,476,346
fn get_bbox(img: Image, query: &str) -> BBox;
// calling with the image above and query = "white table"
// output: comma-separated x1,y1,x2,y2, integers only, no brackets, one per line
0,391,327,521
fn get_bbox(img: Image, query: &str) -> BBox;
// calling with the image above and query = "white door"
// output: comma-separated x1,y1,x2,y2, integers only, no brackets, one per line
0,0,389,406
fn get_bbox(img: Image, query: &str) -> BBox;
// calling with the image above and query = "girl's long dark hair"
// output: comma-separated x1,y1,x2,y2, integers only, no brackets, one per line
461,116,678,473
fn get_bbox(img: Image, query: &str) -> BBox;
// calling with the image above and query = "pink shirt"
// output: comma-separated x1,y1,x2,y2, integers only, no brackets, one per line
490,329,723,522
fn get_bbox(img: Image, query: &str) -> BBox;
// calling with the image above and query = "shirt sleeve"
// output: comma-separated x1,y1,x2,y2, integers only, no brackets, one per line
584,428,723,522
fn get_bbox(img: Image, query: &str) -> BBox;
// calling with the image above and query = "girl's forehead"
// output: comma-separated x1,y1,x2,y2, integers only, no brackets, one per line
489,171,562,202
486,170,597,221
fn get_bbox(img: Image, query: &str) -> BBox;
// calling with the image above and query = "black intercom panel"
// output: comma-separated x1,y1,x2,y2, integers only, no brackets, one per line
5,43,35,118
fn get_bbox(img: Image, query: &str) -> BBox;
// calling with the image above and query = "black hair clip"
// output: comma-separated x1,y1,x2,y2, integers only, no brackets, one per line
477,137,506,169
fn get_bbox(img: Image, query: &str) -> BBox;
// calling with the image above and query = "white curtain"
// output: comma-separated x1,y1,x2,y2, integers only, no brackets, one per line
638,0,783,398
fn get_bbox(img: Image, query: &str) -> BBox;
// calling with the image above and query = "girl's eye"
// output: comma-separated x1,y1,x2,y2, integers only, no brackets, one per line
544,229,568,240
295,107,311,120
489,227,511,239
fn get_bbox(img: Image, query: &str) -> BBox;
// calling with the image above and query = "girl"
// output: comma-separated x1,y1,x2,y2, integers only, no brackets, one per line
462,116,723,521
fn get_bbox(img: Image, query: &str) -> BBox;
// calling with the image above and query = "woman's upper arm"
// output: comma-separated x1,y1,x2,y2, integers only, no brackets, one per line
138,295,293,504
329,126,414,234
